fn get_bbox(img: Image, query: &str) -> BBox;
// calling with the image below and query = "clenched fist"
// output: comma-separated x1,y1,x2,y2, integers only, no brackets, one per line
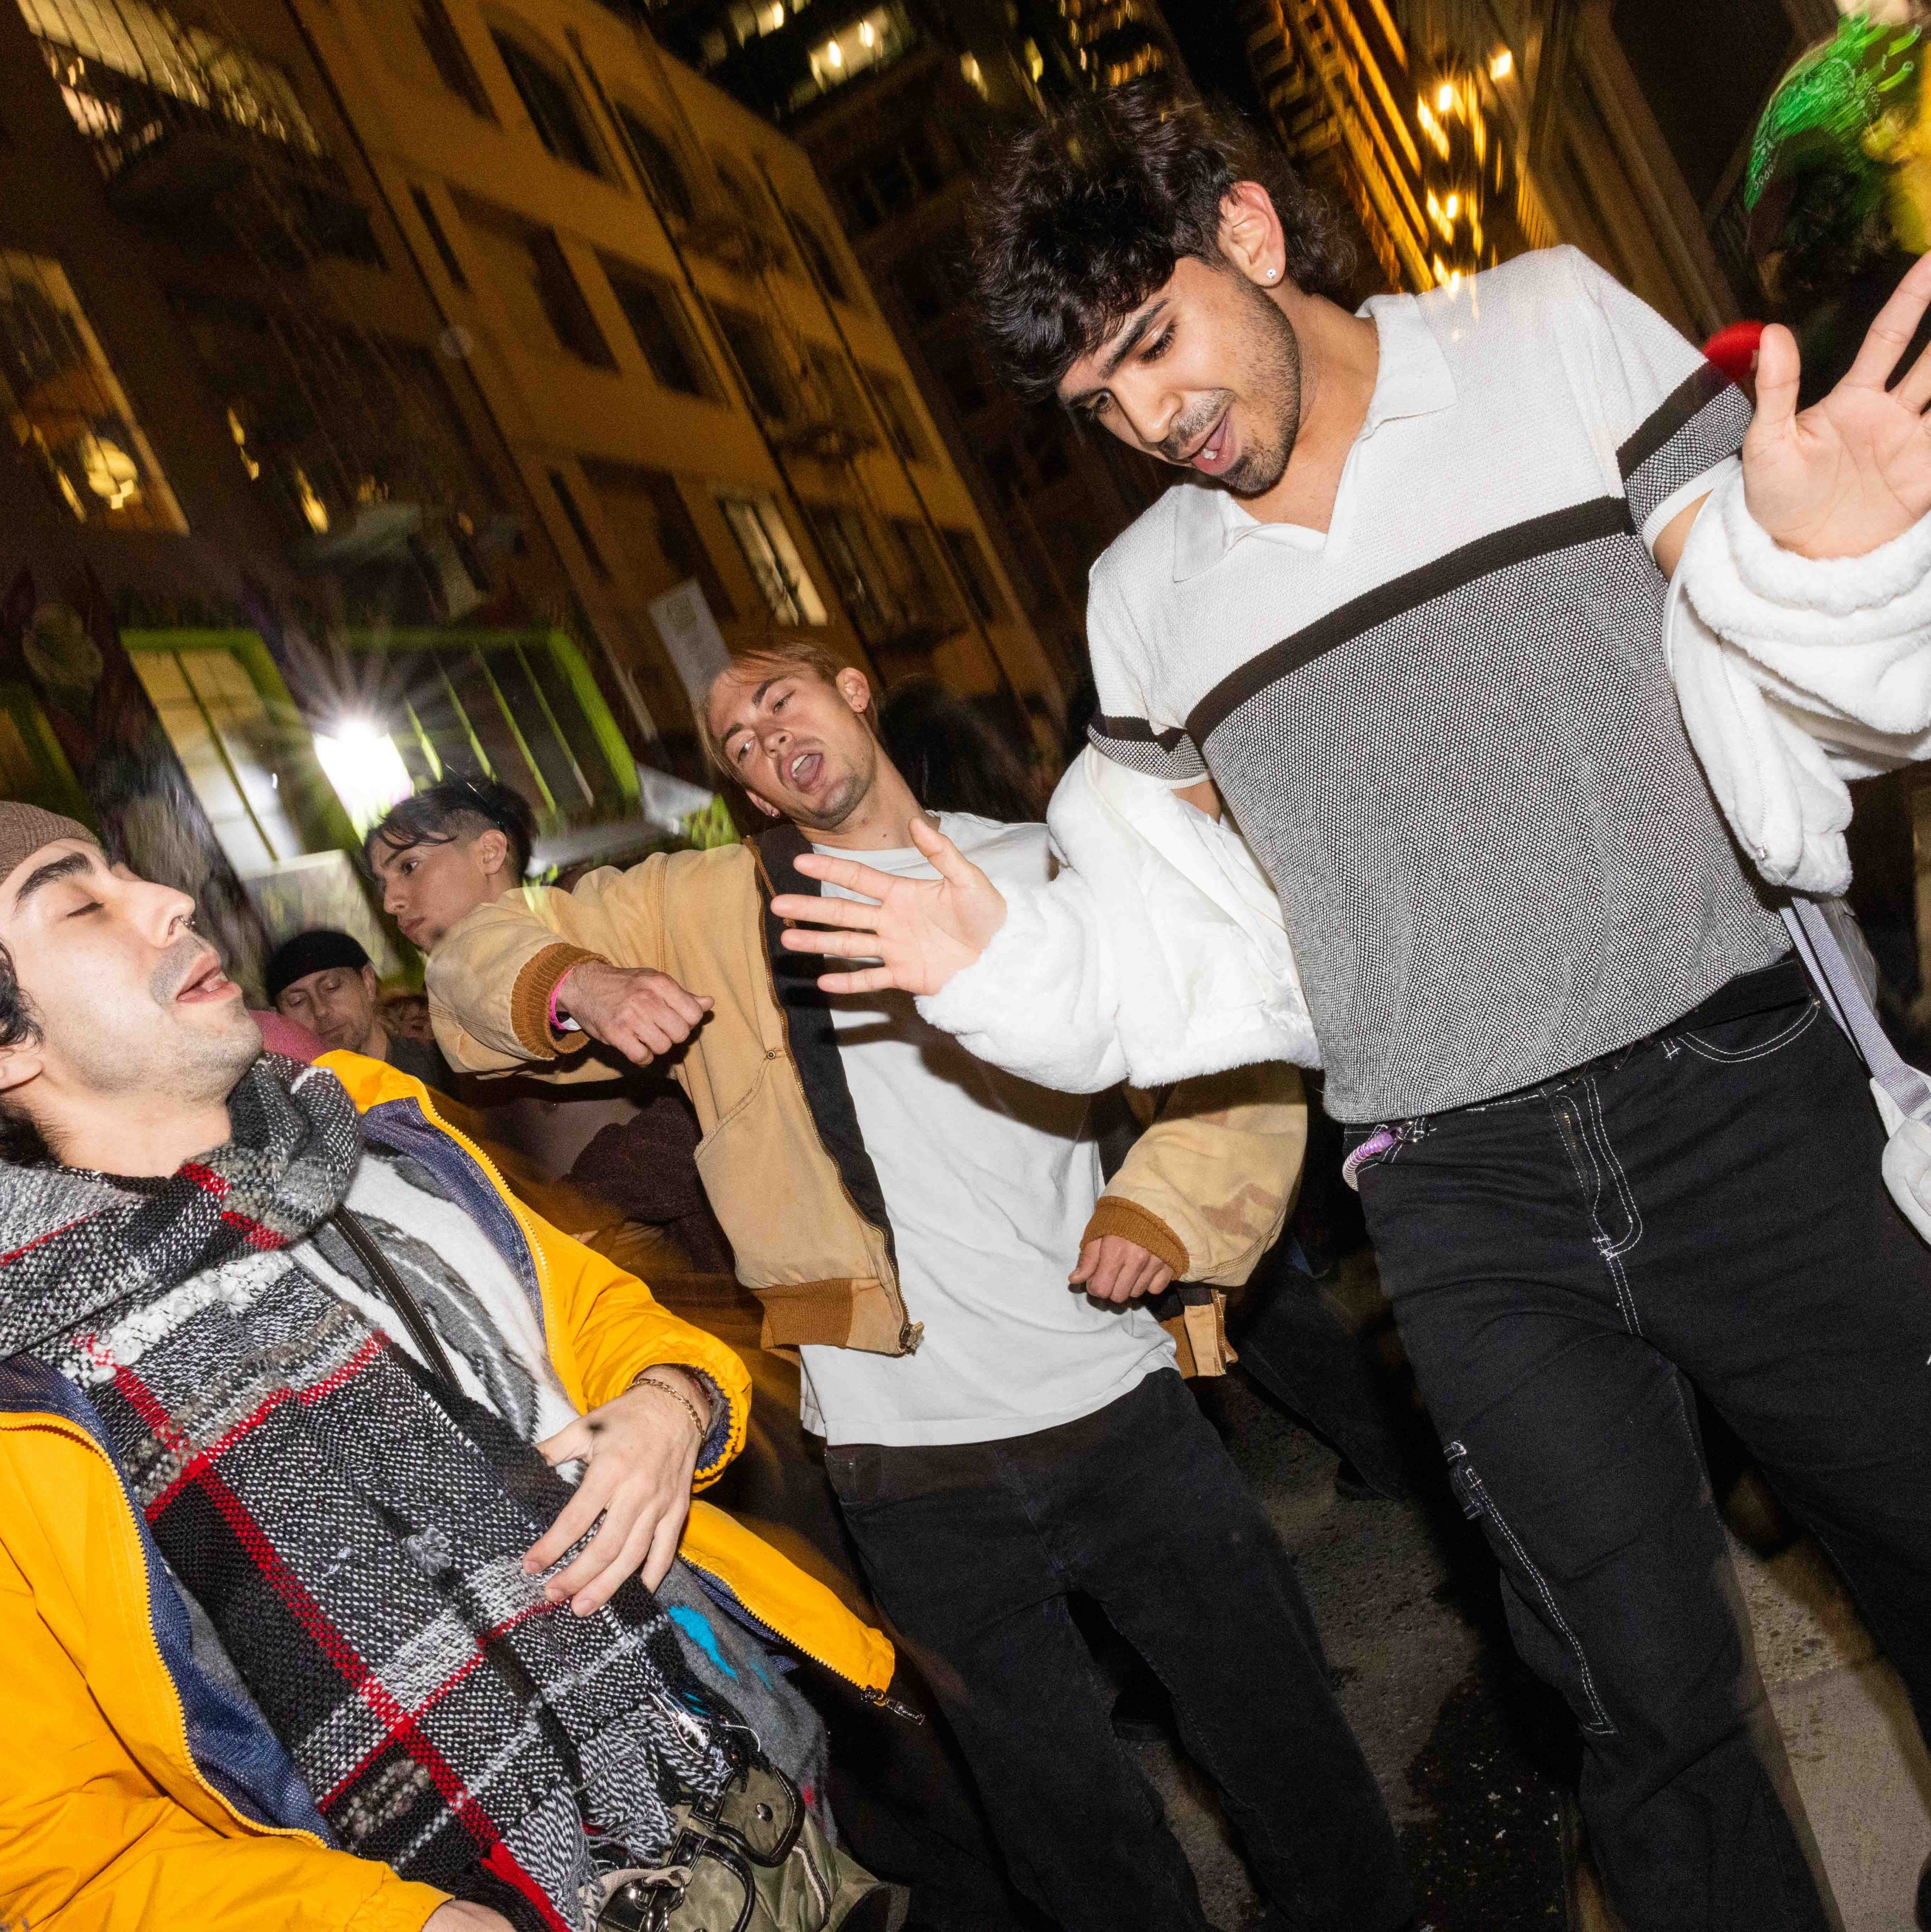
554,960,712,1066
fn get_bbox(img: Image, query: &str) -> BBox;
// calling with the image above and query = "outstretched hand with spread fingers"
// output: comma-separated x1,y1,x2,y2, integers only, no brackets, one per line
771,815,1008,996
1745,250,1931,560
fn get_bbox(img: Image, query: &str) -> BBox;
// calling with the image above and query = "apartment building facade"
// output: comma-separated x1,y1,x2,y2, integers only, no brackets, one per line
648,0,1168,689
0,0,1060,995
302,0,1062,743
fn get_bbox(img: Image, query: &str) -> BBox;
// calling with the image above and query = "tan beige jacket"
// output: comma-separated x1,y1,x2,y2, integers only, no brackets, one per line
427,828,1306,1367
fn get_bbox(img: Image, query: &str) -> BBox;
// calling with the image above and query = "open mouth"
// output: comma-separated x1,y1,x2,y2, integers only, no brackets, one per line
787,749,824,793
1186,407,1235,475
175,950,236,1004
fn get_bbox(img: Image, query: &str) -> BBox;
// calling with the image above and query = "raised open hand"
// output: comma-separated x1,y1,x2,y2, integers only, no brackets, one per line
1744,251,1931,560
771,816,1007,996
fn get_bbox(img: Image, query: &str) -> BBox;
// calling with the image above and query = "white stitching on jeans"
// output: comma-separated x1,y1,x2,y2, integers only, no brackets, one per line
1554,1083,1643,1334
1676,1001,1820,1065
1581,1077,1644,1264
1463,1462,1617,1737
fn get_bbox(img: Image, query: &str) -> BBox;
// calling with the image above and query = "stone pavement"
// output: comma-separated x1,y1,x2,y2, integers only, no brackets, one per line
1136,1256,1931,1932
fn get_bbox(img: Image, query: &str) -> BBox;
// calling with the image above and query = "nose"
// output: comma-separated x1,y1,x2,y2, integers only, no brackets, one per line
1112,373,1180,454
131,876,197,945
382,872,407,915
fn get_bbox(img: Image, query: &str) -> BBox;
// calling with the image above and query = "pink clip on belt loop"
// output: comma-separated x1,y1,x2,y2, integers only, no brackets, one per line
1342,1126,1399,1192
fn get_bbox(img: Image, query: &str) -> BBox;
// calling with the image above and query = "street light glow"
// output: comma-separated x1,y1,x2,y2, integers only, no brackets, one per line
1490,48,1513,80
314,718,412,830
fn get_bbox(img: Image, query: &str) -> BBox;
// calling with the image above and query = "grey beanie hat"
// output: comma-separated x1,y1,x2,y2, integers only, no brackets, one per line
0,804,97,887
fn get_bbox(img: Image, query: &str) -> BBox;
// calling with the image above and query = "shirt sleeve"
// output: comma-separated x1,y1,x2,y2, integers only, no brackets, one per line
1566,245,1753,557
1083,552,1208,788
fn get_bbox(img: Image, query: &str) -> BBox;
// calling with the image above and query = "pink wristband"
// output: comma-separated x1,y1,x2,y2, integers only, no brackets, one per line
548,969,579,1035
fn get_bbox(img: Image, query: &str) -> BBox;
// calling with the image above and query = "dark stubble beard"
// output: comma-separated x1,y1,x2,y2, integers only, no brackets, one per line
1218,282,1305,499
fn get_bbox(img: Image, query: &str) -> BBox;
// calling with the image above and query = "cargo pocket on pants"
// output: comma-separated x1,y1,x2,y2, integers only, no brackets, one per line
1446,1441,1617,1738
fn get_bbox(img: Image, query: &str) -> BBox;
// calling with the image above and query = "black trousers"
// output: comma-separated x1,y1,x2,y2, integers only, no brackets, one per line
824,1370,1415,1932
1354,986,1931,1930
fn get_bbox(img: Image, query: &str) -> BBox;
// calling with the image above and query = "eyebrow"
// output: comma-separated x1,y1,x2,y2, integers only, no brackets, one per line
723,677,786,749
13,849,98,912
1064,301,1168,412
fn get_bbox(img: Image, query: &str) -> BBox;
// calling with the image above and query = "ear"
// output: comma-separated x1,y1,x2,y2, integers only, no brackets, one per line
361,965,382,1002
1218,180,1288,292
473,828,511,879
834,665,874,717
0,1031,44,1102
747,788,780,819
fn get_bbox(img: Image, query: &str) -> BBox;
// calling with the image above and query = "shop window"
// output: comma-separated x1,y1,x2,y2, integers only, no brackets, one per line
131,645,307,872
601,260,715,396
580,458,735,617
942,526,1008,623
413,0,493,117
337,629,633,824
457,197,615,368
0,252,185,532
617,106,694,223
868,370,931,462
713,304,798,423
491,30,603,176
720,494,827,627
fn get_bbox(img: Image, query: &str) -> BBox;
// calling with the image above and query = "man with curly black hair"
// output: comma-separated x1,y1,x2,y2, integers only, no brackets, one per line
772,82,1931,1932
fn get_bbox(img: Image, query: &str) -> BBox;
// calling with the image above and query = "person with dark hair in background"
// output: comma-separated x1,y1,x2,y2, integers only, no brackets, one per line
876,679,1042,825
268,927,456,1096
768,80,1931,1932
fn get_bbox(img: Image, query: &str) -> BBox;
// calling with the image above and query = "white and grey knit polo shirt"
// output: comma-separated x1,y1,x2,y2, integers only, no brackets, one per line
1085,245,1788,1123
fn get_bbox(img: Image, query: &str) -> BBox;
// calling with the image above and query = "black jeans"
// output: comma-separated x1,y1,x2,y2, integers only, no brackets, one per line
824,1370,1415,1932
1354,987,1931,1931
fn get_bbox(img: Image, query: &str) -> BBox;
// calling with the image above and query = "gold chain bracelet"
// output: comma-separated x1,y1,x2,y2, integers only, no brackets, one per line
629,1370,708,1447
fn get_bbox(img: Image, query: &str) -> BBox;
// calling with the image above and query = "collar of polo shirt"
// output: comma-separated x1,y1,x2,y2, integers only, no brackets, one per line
1170,293,1459,582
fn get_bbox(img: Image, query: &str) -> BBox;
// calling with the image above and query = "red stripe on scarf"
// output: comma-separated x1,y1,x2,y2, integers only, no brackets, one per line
113,1362,502,1852
144,1333,388,1515
1,1217,91,1265
316,1600,555,1808
181,1159,285,1251
483,1843,576,1932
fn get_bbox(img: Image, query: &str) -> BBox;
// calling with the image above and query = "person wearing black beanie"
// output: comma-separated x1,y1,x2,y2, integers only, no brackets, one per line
267,928,454,1097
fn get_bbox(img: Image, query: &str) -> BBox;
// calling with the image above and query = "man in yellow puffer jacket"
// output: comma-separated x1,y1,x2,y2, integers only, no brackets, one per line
0,807,891,1932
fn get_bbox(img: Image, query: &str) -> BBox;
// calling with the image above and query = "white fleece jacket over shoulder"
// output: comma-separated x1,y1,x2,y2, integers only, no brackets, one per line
915,747,1319,1093
1670,467,1931,895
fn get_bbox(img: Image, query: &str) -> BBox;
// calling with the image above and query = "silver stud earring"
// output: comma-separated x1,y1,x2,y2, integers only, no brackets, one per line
1267,268,1278,281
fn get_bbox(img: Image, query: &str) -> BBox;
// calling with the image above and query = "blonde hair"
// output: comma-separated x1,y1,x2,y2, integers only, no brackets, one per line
697,640,870,781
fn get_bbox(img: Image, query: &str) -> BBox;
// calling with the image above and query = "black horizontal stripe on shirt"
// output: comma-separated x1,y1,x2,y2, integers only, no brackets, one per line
1187,493,1634,747
1617,360,1732,480
1090,711,1195,752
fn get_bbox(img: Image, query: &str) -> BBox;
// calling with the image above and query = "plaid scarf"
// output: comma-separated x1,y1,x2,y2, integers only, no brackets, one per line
0,1055,732,1931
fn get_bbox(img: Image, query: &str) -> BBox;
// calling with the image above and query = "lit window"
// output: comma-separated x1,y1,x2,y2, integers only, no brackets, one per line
22,0,323,164
720,495,827,627
129,644,306,871
0,252,185,531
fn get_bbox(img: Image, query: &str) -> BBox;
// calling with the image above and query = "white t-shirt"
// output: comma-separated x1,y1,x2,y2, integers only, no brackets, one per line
797,813,1175,1447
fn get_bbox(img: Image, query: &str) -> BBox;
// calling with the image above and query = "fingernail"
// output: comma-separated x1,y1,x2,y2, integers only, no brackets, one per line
545,1584,563,1602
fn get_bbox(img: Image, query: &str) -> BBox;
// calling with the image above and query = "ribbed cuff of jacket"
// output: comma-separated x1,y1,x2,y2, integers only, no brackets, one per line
511,943,604,1058
1081,1195,1189,1279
